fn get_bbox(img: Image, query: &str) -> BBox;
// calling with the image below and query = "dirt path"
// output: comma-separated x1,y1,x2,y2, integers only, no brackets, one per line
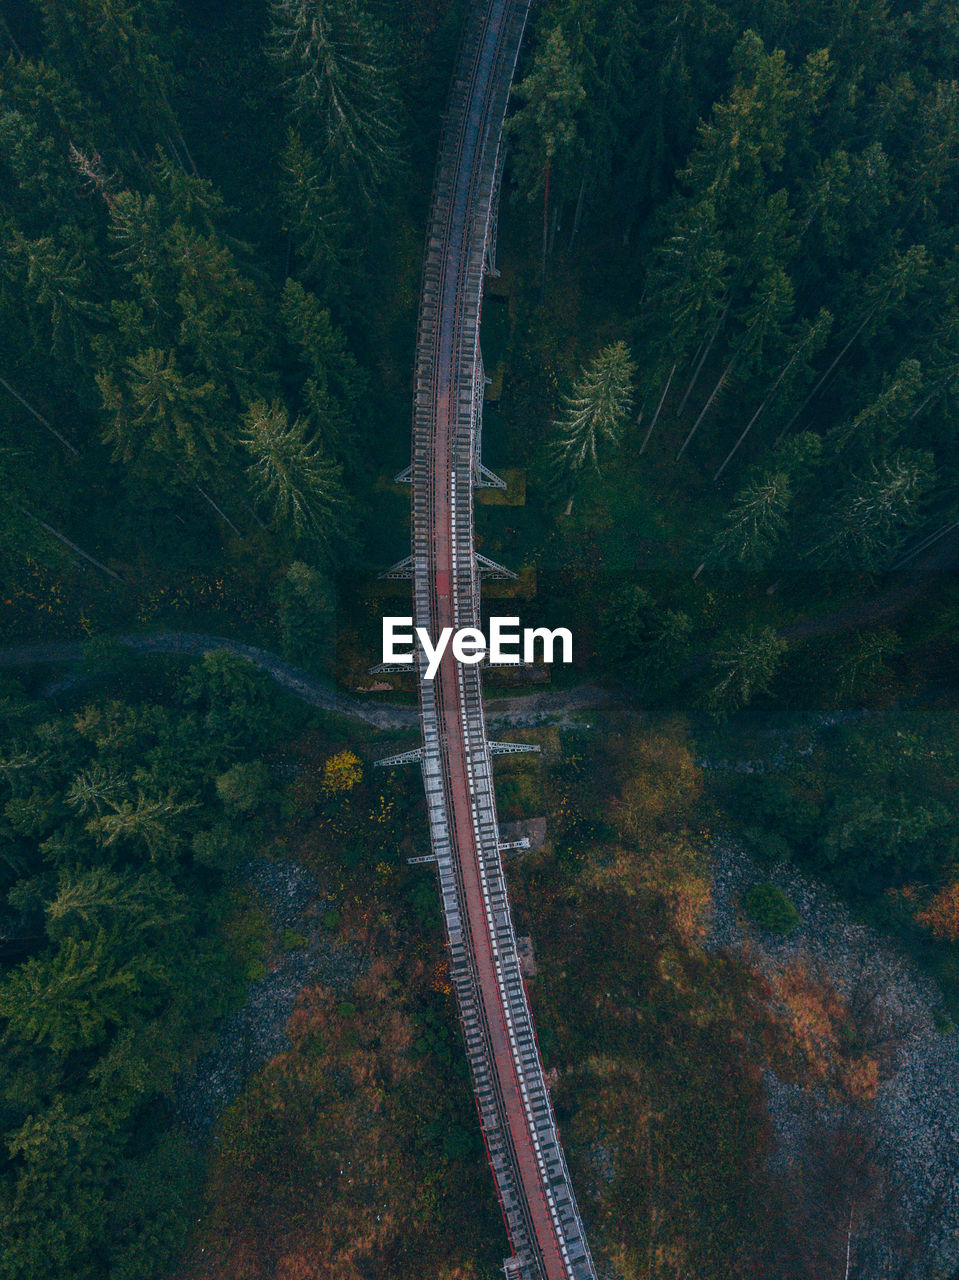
1,536,954,730
0,631,611,730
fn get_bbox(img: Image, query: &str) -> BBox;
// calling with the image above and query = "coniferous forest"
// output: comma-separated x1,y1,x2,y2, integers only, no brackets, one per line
4,1,959,1277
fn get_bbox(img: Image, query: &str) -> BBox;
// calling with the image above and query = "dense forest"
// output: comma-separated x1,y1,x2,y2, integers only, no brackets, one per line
4,0,959,1277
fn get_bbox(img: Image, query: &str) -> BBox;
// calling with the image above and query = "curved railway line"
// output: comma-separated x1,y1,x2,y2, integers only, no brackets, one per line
388,2,598,1276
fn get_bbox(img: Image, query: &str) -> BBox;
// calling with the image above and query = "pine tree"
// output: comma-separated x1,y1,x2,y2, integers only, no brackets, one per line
809,450,936,570
280,278,366,457
97,348,219,484
6,230,102,363
276,559,336,668
828,358,923,459
35,0,184,148
550,341,636,473
0,933,141,1052
278,130,350,286
241,399,344,547
507,25,585,291
711,470,793,570
66,764,125,817
704,625,786,719
267,0,404,208
87,790,196,861
45,867,185,943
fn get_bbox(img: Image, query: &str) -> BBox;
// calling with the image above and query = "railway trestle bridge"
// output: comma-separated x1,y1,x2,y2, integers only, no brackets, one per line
377,3,598,1277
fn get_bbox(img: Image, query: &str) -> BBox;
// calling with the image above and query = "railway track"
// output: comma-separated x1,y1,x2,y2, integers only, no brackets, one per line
393,3,598,1276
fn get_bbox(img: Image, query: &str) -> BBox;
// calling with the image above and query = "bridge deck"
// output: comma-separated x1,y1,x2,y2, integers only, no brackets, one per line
407,3,597,1277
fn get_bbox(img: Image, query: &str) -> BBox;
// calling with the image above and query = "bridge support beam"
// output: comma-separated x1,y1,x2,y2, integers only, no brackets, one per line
475,462,507,489
477,553,517,580
374,748,423,768
379,556,414,580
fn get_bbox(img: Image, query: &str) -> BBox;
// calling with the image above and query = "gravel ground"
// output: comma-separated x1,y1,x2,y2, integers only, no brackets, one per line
707,839,959,1277
178,858,366,1135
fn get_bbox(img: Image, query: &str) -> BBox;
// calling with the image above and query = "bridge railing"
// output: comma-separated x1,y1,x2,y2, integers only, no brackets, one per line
407,3,598,1277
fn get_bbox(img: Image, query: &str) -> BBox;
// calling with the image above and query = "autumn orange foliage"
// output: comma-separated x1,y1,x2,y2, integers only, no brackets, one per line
915,880,959,941
611,722,702,841
762,959,880,1103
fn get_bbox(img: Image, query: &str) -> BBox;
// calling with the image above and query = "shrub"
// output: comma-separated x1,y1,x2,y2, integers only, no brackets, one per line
744,882,800,935
216,760,271,813
276,560,335,669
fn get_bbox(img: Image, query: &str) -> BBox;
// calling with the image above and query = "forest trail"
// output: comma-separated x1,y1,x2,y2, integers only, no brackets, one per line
0,630,611,729
1,531,953,726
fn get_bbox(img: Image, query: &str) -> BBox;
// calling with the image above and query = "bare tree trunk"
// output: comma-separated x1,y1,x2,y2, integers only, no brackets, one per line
156,80,199,176
539,162,551,306
893,515,959,568
164,133,189,175
1,15,23,57
640,364,676,453
713,330,820,481
25,513,125,583
195,486,243,538
676,360,733,460
0,377,79,456
779,307,877,439
843,1204,855,1280
678,304,728,417
548,199,562,256
238,495,268,532
568,170,587,250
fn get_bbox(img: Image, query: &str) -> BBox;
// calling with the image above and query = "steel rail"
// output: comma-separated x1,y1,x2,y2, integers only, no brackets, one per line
404,3,597,1276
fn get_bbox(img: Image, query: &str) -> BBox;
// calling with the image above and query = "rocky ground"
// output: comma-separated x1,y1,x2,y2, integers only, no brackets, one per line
178,859,366,1135
707,839,959,1279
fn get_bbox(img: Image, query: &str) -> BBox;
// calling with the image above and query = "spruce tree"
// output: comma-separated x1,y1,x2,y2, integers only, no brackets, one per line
809,450,936,570
704,625,786,719
550,341,636,473
241,399,344,548
711,470,793,570
507,25,585,291
267,0,404,208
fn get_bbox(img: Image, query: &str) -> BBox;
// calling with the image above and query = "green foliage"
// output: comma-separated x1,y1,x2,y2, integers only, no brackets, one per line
276,559,336,668
721,711,959,899
215,760,272,815
267,0,405,209
179,650,276,755
598,586,692,691
743,882,800,934
711,469,793,569
703,625,786,719
0,672,298,1279
806,450,936,570
241,399,345,550
507,25,585,203
549,341,636,474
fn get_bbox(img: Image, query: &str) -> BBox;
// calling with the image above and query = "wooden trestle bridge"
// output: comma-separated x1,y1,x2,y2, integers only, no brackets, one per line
377,2,598,1277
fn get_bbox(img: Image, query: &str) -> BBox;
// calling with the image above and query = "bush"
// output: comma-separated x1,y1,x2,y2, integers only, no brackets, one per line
277,561,336,669
216,760,271,813
743,882,800,935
